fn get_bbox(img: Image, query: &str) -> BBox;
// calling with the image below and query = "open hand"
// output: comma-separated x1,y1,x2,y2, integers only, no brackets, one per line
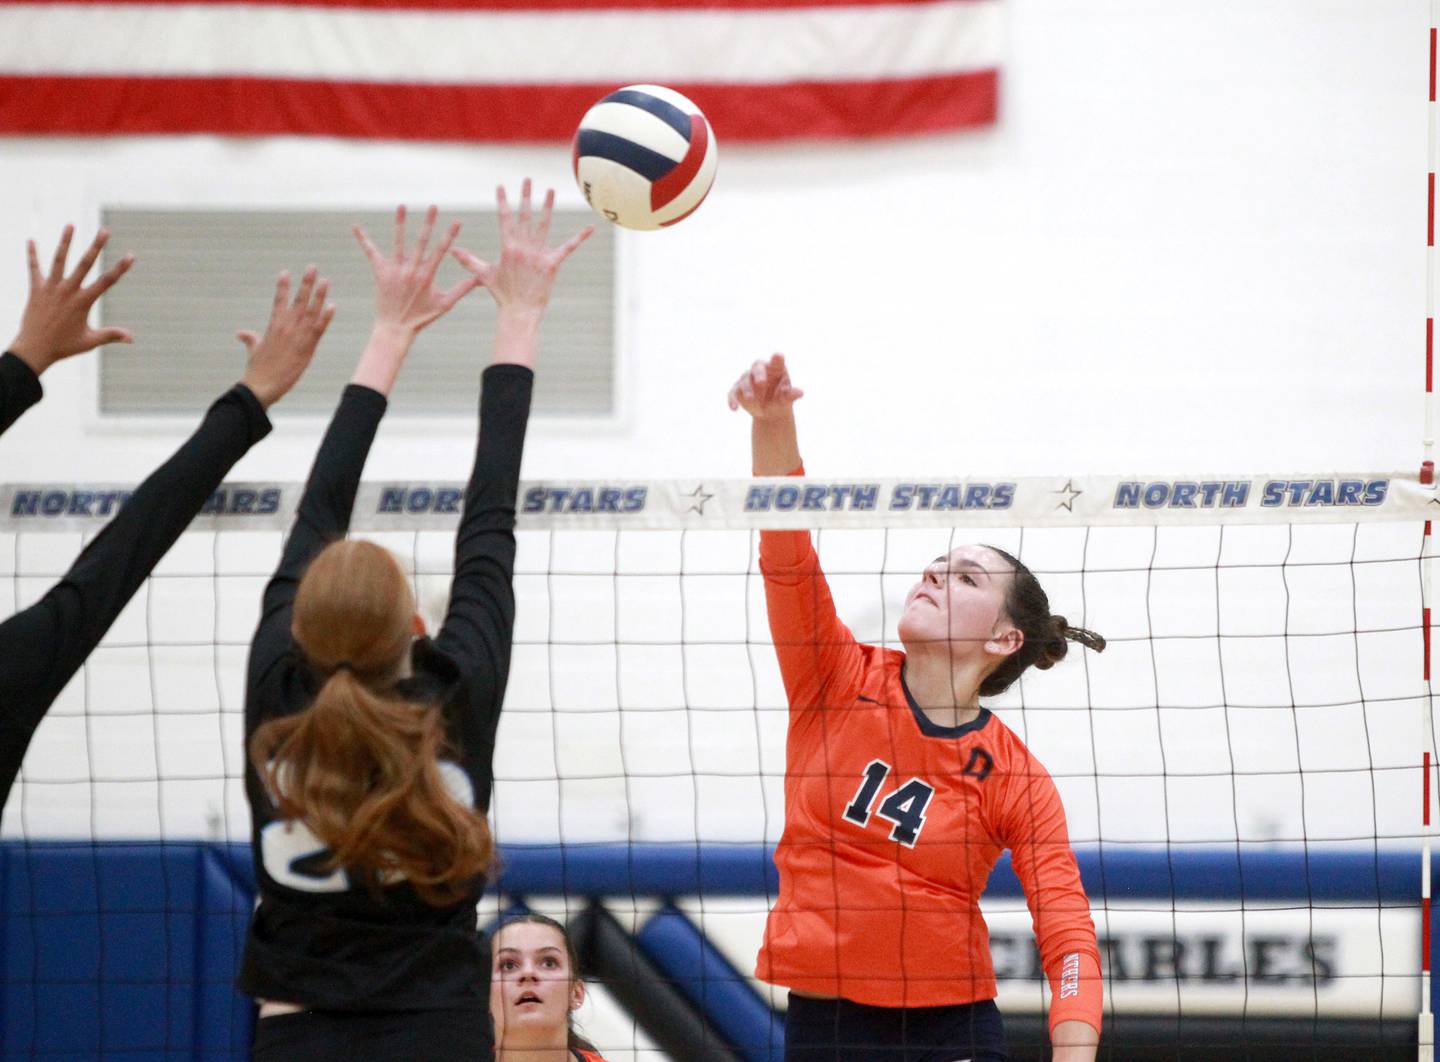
452,179,593,318
727,354,804,420
354,205,478,336
237,267,336,409
9,226,135,376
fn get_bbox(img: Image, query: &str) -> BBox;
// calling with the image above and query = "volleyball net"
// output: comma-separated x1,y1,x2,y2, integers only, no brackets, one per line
0,470,1433,1061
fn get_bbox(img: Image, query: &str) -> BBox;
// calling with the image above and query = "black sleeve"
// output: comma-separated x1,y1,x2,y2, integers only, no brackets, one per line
0,352,43,437
432,364,533,811
0,383,271,806
245,384,387,733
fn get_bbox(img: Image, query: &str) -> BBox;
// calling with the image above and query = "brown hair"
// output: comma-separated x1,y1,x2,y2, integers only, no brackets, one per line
248,539,493,906
979,545,1106,697
492,913,600,1053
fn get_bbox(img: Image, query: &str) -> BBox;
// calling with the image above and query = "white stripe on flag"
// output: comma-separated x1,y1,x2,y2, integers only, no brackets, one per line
0,0,1002,84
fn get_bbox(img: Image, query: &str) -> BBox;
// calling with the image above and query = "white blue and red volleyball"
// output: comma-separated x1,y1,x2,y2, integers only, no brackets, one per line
573,85,718,231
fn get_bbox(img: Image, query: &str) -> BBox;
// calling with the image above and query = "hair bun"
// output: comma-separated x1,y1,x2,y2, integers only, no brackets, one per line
1036,615,1070,669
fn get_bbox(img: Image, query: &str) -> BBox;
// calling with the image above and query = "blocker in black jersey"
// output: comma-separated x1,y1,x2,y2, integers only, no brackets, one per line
0,257,331,812
0,382,271,807
238,365,532,1018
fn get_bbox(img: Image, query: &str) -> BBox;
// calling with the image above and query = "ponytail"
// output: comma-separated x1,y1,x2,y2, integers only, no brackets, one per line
249,538,493,906
980,546,1106,697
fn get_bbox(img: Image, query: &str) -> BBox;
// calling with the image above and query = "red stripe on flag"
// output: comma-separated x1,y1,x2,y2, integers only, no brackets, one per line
0,73,1000,141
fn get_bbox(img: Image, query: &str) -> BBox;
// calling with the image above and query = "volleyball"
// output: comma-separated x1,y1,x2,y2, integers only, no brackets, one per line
572,85,718,231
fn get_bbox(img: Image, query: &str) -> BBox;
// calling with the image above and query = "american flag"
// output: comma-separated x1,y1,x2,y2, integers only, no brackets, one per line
0,0,999,141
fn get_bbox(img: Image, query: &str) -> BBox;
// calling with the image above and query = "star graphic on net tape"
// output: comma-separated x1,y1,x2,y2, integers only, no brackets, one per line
685,484,715,515
1053,479,1083,512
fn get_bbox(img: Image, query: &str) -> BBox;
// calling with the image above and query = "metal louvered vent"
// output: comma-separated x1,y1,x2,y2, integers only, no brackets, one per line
98,209,615,416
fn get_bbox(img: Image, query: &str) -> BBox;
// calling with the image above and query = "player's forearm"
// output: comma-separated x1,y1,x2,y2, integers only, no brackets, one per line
349,323,414,396
0,350,43,436
1052,1021,1098,1061
271,384,385,586
490,308,543,370
751,410,801,476
37,383,269,694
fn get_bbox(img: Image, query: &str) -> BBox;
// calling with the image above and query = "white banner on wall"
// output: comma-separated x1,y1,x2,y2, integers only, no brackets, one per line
986,903,1419,1020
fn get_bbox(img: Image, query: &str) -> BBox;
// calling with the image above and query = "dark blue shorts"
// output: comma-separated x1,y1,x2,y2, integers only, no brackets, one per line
251,1007,489,1061
784,994,1008,1062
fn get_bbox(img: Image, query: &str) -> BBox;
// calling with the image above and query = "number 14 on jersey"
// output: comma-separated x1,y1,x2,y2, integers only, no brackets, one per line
842,759,936,847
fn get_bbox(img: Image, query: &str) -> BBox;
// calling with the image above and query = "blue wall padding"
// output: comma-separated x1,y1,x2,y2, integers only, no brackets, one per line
635,903,786,1062
985,846,1417,904
2,841,255,1061
0,840,1428,1059
493,842,1419,904
495,841,781,896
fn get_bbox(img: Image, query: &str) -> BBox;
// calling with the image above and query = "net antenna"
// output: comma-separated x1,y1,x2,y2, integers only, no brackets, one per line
1424,7,1439,1061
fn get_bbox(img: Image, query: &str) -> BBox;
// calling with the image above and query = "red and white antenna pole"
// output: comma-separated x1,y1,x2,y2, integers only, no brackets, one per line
1423,8,1438,1061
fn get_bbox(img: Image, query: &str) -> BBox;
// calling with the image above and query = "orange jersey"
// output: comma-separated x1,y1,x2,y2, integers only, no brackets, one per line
755,528,1102,1036
572,1050,608,1062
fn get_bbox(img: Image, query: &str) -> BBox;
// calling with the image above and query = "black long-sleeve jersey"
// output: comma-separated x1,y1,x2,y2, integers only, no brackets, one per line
0,351,43,437
0,383,272,807
237,365,532,1015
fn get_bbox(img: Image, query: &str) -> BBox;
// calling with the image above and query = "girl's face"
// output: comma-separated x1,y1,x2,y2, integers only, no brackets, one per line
898,545,1018,659
490,921,585,1043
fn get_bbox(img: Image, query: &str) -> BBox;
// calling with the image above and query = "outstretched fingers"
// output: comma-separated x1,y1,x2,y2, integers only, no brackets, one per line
451,247,492,281
307,278,331,328
48,225,74,282
292,265,318,314
535,188,556,244
68,228,110,287
353,224,384,268
392,204,408,262
413,205,438,268
437,273,483,314
552,224,595,266
91,326,134,346
83,253,135,300
495,185,513,239
271,270,293,317
517,177,533,231
422,220,462,282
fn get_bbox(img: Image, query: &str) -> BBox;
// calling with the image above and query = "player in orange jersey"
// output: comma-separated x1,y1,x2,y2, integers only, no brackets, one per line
728,354,1105,1062
491,914,611,1062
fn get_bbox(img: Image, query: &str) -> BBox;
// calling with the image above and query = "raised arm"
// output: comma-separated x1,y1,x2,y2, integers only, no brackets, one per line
0,266,329,808
438,181,592,808
728,355,862,708
1001,754,1102,1061
248,206,477,696
3,226,134,436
